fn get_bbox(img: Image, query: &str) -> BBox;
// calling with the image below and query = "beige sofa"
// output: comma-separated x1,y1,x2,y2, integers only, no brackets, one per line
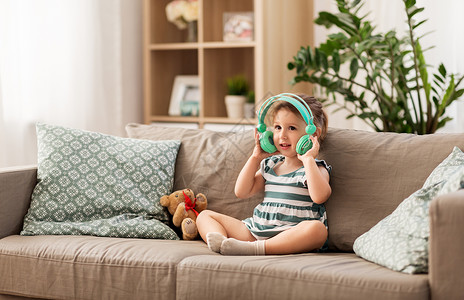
1,125,464,300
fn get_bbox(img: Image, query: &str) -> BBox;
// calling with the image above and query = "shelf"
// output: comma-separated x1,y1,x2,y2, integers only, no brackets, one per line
149,116,258,126
202,42,256,49
143,0,315,128
149,43,200,50
148,116,200,123
203,47,254,118
202,0,254,43
203,117,257,125
149,42,255,51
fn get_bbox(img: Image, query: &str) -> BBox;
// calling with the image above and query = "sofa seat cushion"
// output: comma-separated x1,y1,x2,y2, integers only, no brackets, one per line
0,235,212,300
176,253,429,300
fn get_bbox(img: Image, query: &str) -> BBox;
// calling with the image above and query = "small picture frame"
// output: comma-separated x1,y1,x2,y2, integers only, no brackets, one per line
169,75,200,117
223,12,254,42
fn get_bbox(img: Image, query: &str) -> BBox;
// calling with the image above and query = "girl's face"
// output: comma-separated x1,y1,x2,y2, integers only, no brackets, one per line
272,107,308,156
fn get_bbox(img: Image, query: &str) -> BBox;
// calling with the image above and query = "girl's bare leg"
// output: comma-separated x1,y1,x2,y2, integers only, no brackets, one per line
264,220,327,255
196,210,256,253
197,211,327,255
196,210,255,242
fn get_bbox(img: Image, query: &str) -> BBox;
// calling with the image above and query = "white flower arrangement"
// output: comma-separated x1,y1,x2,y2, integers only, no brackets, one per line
165,0,199,30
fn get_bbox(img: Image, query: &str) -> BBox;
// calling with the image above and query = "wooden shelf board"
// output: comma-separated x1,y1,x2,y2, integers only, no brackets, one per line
148,116,200,123
149,116,257,125
149,41,255,51
202,42,256,49
203,117,257,125
149,43,199,50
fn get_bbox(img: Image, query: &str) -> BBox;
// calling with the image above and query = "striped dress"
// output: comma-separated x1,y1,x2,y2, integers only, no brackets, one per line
243,155,331,242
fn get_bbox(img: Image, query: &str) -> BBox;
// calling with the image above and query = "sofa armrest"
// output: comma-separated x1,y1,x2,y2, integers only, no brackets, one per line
0,166,37,239
429,189,464,300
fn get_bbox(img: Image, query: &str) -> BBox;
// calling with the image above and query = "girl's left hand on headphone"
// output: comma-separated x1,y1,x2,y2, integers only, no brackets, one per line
297,135,319,162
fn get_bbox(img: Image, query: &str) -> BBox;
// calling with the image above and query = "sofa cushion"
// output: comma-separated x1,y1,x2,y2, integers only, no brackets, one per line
0,235,212,300
176,253,429,300
317,128,464,251
126,123,263,221
21,123,180,239
353,147,464,274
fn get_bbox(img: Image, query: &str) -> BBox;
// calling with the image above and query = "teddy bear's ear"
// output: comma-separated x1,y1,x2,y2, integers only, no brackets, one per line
160,195,169,207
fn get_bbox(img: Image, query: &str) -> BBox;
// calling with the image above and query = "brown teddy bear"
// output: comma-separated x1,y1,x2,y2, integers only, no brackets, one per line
160,188,207,240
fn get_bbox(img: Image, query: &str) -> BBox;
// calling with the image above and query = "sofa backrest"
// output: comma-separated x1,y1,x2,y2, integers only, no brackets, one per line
318,128,464,251
126,124,464,252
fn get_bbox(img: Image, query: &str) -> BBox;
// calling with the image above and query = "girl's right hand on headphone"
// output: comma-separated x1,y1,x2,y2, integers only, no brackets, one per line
252,128,279,160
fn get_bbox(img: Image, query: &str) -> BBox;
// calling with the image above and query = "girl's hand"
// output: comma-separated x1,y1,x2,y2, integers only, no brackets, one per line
252,128,279,160
297,135,320,163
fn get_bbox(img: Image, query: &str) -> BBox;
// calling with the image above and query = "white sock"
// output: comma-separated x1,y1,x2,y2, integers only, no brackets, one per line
206,232,226,253
220,238,266,256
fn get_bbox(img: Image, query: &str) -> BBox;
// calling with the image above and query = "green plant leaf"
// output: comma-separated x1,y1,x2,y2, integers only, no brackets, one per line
433,73,444,84
455,89,464,99
226,75,249,96
332,51,341,72
438,63,447,77
405,0,416,8
437,116,453,130
315,48,321,68
349,58,359,79
305,46,313,67
412,19,427,30
441,74,456,110
407,6,425,19
315,12,339,28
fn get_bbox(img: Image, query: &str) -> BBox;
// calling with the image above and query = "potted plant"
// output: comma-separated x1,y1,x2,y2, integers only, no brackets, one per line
244,90,256,119
225,75,249,119
287,0,464,134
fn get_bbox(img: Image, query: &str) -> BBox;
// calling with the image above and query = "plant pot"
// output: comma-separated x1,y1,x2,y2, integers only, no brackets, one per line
225,95,246,119
244,102,255,119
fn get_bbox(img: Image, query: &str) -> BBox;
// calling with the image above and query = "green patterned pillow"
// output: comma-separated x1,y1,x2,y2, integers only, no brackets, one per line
21,123,180,240
353,147,464,274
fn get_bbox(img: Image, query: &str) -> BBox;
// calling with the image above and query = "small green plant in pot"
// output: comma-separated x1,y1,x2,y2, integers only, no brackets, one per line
244,90,256,119
225,75,250,119
288,0,464,134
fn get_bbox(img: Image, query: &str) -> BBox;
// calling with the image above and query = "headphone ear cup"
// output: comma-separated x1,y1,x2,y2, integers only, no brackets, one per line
306,124,317,135
296,135,313,155
260,131,277,153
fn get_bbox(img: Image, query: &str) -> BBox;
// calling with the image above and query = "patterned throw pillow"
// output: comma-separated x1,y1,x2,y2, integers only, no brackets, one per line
21,123,180,240
353,147,464,274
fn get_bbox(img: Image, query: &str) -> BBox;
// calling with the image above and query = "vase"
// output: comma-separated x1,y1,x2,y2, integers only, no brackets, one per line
244,102,256,119
225,95,246,119
186,21,198,43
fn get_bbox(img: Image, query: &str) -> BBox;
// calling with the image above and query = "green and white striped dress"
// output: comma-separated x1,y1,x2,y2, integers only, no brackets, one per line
243,155,331,242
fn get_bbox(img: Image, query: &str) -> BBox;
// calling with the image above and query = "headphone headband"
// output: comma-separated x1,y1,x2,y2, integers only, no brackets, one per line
257,93,314,129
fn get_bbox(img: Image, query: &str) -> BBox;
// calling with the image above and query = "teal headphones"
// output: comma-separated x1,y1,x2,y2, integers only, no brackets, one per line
257,93,317,155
